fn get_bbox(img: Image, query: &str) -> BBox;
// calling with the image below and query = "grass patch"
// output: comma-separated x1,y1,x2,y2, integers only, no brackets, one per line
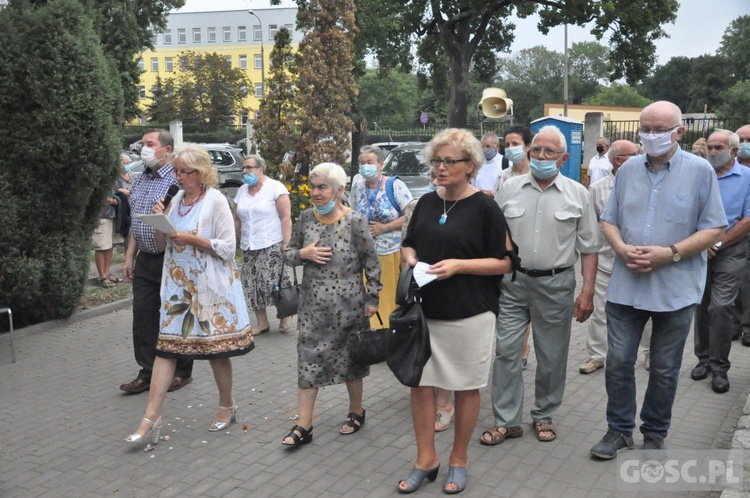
78,282,133,310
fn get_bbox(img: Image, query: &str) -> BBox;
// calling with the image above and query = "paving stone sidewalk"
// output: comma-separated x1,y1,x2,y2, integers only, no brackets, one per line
2,284,750,497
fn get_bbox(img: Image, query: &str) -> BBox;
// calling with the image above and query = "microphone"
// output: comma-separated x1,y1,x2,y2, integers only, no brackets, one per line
162,185,180,210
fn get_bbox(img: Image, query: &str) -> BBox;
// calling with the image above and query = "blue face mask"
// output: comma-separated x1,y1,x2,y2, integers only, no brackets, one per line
314,198,336,215
529,158,559,179
123,165,132,173
243,173,258,187
738,143,750,159
484,148,497,161
359,164,378,180
427,183,438,192
504,145,527,164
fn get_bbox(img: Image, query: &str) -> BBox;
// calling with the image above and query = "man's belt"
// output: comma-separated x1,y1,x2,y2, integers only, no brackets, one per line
517,266,572,278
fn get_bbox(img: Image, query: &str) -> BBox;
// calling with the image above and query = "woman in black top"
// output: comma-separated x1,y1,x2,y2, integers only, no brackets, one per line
397,128,517,495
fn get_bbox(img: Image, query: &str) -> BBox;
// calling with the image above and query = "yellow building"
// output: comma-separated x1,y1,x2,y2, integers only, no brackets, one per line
136,8,301,125
543,103,643,122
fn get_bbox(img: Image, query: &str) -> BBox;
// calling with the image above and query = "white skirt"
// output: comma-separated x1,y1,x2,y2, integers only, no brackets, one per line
419,311,496,390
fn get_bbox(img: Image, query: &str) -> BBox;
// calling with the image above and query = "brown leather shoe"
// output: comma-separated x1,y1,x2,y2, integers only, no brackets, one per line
168,376,193,392
120,378,150,394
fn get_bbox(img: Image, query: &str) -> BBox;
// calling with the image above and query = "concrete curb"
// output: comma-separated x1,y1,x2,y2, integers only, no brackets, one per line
10,298,133,337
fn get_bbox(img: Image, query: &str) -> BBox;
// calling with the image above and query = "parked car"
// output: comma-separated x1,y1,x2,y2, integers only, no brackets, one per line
371,141,405,152
128,143,245,188
381,142,431,198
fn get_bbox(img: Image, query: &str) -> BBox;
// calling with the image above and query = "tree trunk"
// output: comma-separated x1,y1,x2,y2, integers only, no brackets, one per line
446,33,472,128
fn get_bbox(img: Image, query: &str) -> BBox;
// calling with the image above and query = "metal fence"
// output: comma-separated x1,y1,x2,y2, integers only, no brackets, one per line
365,121,514,144
121,124,246,150
604,117,739,151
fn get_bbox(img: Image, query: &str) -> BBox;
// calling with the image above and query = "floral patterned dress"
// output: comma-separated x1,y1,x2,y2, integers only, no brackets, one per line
156,198,254,360
284,208,382,388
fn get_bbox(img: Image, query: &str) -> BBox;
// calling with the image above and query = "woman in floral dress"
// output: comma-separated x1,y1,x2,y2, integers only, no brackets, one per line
281,162,381,448
125,144,254,446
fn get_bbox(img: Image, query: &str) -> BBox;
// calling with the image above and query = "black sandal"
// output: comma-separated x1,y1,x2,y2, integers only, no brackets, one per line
339,409,366,435
281,425,313,447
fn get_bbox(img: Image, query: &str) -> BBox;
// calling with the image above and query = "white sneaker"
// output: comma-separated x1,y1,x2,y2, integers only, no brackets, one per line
579,358,604,374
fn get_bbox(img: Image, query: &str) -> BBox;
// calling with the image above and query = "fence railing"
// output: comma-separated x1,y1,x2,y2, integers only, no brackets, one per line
604,117,738,150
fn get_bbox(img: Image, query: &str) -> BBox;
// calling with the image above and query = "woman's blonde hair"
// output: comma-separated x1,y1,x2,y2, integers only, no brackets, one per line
309,162,347,191
171,143,219,188
424,128,484,180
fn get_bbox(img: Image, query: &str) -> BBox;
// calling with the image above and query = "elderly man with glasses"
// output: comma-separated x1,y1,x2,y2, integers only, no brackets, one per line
590,101,727,459
483,125,600,446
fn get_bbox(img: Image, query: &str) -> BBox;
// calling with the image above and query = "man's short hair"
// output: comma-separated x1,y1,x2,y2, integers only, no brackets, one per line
597,137,610,146
532,125,567,153
481,131,500,146
143,128,174,149
710,129,740,148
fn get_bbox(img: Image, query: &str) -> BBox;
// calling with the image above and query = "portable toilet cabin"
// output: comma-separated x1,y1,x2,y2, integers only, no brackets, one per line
530,116,583,183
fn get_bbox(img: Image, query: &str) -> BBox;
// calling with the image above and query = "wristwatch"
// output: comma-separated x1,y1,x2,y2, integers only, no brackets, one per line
669,245,681,263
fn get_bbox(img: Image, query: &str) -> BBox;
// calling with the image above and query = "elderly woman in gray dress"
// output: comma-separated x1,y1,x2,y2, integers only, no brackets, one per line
281,162,382,448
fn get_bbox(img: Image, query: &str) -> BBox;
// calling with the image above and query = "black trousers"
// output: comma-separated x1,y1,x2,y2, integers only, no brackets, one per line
133,251,193,380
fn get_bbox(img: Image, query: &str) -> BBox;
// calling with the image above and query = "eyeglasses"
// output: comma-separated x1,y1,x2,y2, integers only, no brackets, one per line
638,125,679,137
173,169,198,178
242,165,261,171
615,153,639,158
430,158,471,168
529,147,564,157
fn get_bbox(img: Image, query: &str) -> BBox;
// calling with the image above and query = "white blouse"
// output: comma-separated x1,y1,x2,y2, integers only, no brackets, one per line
233,178,289,251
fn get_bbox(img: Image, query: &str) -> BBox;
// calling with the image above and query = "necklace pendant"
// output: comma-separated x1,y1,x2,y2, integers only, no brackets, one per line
439,213,447,225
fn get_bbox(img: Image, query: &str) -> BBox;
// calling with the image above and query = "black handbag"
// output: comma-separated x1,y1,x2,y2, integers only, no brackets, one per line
351,313,390,365
386,266,431,387
271,258,300,319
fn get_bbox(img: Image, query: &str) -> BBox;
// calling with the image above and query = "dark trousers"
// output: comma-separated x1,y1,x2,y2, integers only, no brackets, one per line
133,251,193,380
733,245,750,336
695,239,748,373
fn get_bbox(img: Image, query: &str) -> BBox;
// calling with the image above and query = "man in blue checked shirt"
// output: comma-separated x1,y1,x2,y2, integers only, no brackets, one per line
120,129,193,395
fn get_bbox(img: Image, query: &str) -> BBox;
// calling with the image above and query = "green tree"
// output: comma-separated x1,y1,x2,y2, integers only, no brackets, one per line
639,56,692,111
718,15,750,82
310,0,679,127
0,0,122,327
358,68,419,124
717,80,750,123
688,54,734,113
256,27,298,174
585,83,651,108
175,51,250,125
146,75,179,123
568,41,610,105
498,46,564,124
294,0,358,170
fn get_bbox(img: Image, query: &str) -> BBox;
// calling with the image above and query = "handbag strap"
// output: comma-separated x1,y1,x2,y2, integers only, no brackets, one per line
374,311,383,327
396,265,418,305
278,255,298,286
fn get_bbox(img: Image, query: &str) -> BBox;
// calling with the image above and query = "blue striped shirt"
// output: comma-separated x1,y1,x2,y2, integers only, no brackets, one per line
130,164,178,254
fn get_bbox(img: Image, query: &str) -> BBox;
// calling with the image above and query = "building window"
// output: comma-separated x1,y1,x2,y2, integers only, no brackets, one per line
179,56,188,71
224,55,232,67
178,28,186,44
163,29,172,44
241,111,249,125
254,111,261,121
151,34,158,45
138,86,146,99
137,58,144,71
238,26,246,42
207,27,216,43
255,83,263,97
193,28,201,43
240,85,248,97
285,23,293,36
150,57,158,72
165,57,173,72
253,25,261,41
223,26,231,42
254,54,262,69
239,55,247,70
269,24,278,40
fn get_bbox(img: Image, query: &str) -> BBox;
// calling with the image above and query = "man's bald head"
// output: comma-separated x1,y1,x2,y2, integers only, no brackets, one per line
640,101,682,127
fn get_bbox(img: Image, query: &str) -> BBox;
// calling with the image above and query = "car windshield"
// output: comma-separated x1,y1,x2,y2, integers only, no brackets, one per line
383,147,429,176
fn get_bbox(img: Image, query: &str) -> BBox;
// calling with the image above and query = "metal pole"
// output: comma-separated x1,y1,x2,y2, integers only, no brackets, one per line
563,24,569,117
248,10,265,96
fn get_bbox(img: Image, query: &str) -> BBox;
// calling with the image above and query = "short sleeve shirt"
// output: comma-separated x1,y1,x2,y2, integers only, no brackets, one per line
350,176,413,255
233,178,289,251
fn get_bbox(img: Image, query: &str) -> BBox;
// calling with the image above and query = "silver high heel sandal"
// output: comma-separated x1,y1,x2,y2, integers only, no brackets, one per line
209,399,237,432
125,416,162,445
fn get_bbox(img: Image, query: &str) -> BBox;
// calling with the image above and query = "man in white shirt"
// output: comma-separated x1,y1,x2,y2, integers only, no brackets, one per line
586,137,613,187
473,132,504,196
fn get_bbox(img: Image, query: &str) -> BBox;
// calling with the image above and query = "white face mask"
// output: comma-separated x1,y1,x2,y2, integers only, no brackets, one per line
639,128,677,157
140,146,162,168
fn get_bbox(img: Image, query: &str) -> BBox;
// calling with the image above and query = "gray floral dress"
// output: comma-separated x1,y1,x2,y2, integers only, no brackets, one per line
284,208,382,388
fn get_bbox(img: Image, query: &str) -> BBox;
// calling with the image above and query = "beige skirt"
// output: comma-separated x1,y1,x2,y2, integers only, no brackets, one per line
419,311,496,390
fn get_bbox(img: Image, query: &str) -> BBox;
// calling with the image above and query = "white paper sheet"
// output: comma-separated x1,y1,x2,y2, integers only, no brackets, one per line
133,214,177,234
413,261,438,288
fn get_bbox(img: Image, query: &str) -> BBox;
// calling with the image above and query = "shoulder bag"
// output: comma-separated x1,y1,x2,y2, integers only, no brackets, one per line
386,266,431,387
271,257,300,319
350,312,390,365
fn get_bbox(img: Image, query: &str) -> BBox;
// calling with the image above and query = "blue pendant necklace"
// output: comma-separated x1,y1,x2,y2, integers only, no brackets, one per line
439,187,469,225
